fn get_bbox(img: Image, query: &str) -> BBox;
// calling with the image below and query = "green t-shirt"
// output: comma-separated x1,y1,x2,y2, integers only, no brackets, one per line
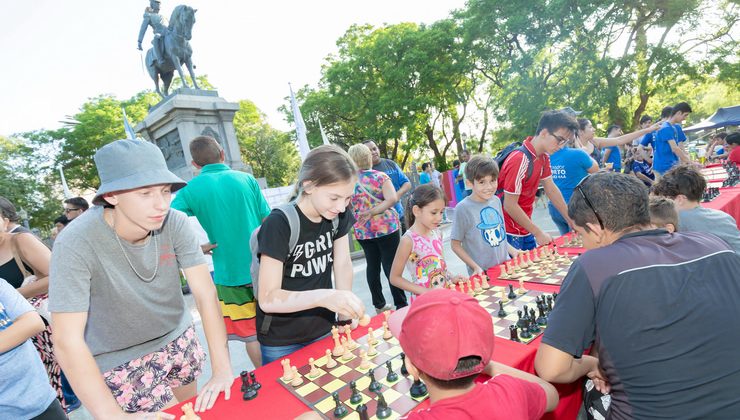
172,163,271,286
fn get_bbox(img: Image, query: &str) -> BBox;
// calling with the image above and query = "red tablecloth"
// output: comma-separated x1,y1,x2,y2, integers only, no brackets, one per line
165,283,582,419
702,186,740,229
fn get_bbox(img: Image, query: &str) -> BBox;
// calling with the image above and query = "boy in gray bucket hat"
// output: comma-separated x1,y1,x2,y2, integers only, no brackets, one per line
49,140,233,417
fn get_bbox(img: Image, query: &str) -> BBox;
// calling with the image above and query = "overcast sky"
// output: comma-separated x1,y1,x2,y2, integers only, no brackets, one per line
0,0,467,137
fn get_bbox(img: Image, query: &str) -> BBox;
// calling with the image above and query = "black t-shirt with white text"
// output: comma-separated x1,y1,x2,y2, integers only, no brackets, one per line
256,204,353,346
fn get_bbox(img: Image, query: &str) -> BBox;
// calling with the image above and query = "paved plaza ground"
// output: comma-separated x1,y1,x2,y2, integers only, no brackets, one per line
70,204,558,419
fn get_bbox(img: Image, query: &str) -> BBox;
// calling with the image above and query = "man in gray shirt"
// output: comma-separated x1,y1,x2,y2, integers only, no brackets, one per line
49,140,233,417
652,163,740,253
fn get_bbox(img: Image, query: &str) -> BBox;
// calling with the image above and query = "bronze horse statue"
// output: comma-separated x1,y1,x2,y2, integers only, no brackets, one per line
146,5,199,97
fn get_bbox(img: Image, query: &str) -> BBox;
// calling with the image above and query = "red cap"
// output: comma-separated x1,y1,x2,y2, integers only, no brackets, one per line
388,289,493,380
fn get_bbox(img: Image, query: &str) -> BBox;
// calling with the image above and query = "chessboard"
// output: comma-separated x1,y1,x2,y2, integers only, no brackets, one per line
277,326,428,419
467,285,555,344
495,246,576,286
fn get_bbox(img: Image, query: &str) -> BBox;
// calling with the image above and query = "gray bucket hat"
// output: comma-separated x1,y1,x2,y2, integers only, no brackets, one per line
559,107,582,117
92,139,186,205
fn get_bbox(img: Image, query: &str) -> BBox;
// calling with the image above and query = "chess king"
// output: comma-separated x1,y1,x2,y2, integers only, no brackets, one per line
477,207,506,247
137,0,168,66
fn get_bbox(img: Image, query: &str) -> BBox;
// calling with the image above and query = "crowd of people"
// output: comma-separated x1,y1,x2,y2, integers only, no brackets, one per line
2,104,739,419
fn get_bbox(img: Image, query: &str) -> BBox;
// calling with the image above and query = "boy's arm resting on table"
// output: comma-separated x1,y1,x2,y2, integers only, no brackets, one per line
257,253,363,320
183,263,233,412
451,240,483,274
389,236,430,296
0,310,45,352
483,361,559,412
504,192,551,245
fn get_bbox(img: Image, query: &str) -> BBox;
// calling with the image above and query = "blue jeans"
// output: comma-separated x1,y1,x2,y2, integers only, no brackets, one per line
507,233,537,251
60,371,80,409
261,332,331,365
548,203,570,236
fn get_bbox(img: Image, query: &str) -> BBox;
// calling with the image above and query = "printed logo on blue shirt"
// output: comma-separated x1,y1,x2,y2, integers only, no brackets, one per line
477,207,506,247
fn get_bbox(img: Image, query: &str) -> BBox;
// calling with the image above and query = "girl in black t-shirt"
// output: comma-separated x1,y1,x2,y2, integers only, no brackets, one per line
256,145,367,364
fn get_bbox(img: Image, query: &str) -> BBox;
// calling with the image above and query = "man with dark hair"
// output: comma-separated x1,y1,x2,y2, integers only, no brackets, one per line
602,124,623,172
497,110,577,250
419,162,432,185
653,102,692,177
63,197,89,221
652,163,740,253
362,140,411,228
171,135,271,367
636,115,653,147
53,214,70,233
535,172,740,418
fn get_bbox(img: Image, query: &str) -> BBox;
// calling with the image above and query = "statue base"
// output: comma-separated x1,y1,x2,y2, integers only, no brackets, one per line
135,89,248,181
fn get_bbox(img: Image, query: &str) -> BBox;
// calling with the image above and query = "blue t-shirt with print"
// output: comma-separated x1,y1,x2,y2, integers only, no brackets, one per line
419,172,431,185
640,132,655,148
550,147,594,203
373,158,410,218
654,122,682,173
603,145,622,171
0,279,57,418
631,159,654,185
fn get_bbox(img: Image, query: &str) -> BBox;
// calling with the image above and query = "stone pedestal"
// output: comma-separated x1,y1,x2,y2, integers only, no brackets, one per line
135,88,248,181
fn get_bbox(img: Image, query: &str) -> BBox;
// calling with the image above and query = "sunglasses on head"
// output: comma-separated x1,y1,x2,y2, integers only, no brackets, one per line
575,174,605,230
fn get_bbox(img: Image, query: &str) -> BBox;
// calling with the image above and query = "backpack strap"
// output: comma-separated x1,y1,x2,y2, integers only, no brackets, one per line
275,203,301,254
495,145,536,199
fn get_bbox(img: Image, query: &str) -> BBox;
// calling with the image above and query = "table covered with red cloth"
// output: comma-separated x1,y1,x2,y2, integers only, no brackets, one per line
166,282,582,419
702,185,740,229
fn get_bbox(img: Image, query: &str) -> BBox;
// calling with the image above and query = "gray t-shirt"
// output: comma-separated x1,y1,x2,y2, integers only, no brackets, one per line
679,206,740,253
49,206,206,372
451,196,510,274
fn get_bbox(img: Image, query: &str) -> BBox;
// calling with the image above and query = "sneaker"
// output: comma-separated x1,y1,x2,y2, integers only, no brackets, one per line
375,304,392,315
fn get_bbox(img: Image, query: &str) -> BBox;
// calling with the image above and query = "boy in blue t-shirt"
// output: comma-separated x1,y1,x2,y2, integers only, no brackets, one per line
631,147,655,186
653,102,693,177
602,125,623,172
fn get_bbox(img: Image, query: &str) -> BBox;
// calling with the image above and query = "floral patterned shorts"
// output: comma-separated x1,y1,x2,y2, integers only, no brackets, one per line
102,325,205,413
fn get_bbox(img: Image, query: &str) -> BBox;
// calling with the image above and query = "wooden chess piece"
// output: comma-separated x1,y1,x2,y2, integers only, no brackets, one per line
308,357,320,379
346,329,358,350
499,288,509,304
532,247,541,262
367,340,378,357
180,402,201,420
341,337,353,361
480,272,491,289
376,393,392,419
325,349,338,369
359,349,370,370
466,280,476,297
473,276,483,293
367,327,378,345
382,321,393,340
332,327,343,356
409,377,428,398
281,358,293,381
517,278,527,294
290,366,303,387
332,391,348,418
385,360,399,382
368,368,382,392
382,310,391,323
358,313,371,327
349,380,363,405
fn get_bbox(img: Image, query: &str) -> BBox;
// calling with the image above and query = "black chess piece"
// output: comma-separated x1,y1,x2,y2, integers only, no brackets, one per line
368,368,382,392
332,391,348,418
349,380,363,405
546,295,553,312
497,300,507,317
528,309,540,333
509,324,521,342
519,319,532,339
240,371,249,392
385,361,399,383
357,403,370,420
249,371,261,390
507,284,517,299
522,305,529,320
375,393,392,419
536,303,548,326
400,353,409,376
410,378,428,398
552,292,558,302
516,310,525,328
242,372,258,401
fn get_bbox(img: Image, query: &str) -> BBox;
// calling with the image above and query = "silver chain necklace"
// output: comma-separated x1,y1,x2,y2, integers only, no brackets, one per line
111,215,159,283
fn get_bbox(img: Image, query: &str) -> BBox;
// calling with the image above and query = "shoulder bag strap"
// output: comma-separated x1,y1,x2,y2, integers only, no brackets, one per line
9,234,32,279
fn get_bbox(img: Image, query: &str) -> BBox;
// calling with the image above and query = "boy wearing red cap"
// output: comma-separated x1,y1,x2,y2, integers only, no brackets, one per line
389,289,558,419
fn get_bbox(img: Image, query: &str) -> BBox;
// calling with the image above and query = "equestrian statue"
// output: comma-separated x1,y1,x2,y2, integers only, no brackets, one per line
138,1,199,97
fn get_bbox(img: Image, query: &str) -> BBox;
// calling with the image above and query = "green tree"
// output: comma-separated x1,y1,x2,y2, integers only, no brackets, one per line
234,100,300,187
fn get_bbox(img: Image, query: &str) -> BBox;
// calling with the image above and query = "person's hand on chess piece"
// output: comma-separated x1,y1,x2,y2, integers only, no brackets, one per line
193,368,234,412
534,229,553,247
320,290,366,320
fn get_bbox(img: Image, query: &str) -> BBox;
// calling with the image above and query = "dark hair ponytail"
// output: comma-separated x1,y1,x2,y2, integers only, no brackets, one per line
405,184,445,227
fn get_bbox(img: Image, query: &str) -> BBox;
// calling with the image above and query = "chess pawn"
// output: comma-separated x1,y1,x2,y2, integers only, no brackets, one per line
473,276,483,293
517,278,527,294
480,273,491,289
281,358,294,381
532,247,541,262
499,288,509,304
325,349,338,369
382,321,393,340
341,337,354,361
500,263,509,279
290,366,303,387
367,340,378,357
367,327,378,345
359,349,370,370
308,357,320,379
522,252,531,268
346,329,358,350
466,280,475,297
332,328,344,356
